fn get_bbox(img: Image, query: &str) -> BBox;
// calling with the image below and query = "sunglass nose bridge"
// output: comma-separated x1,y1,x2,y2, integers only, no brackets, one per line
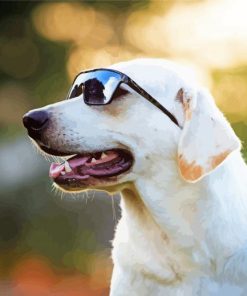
122,75,130,84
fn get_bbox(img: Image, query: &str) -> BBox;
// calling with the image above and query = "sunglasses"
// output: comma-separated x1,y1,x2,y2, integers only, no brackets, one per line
68,68,180,127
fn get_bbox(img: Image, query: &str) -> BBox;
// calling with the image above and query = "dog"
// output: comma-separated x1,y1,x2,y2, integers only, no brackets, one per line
23,59,247,295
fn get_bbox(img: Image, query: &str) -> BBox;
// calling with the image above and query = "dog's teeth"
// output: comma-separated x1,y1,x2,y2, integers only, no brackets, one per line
61,172,65,175
91,158,97,163
101,152,107,159
64,161,72,172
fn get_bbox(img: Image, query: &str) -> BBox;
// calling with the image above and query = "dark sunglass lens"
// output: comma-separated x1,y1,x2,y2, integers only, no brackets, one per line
68,70,122,104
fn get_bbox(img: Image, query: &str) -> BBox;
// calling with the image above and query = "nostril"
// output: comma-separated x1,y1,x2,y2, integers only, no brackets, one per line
23,110,49,131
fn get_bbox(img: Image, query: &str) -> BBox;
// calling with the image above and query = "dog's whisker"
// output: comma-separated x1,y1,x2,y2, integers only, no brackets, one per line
51,183,61,198
51,184,56,193
54,156,61,163
60,190,64,200
111,195,117,222
84,190,89,204
72,192,78,200
91,190,96,201
51,155,58,163
81,191,85,201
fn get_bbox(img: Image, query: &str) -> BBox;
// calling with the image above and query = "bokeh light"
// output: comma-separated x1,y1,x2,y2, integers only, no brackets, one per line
32,3,96,43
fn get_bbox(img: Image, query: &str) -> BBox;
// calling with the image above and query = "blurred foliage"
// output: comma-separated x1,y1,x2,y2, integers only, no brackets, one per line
0,175,115,294
0,0,247,295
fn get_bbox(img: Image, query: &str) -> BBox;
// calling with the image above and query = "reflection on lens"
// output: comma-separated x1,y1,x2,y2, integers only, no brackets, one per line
85,78,105,104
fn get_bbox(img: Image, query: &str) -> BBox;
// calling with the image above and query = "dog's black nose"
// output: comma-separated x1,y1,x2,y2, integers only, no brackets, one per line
23,110,49,139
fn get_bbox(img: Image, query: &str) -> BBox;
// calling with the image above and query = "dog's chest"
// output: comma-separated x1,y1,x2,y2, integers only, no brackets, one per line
112,197,198,284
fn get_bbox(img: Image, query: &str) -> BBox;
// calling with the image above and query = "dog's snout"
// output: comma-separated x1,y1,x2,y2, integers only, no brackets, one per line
23,110,49,139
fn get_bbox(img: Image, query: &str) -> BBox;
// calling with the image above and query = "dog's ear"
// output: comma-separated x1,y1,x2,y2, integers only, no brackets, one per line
177,87,241,182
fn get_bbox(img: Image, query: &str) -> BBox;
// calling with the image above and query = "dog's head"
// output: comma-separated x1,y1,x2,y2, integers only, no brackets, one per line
23,59,240,192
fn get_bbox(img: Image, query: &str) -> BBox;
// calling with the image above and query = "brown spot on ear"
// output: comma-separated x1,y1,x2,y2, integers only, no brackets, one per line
176,88,192,120
178,156,203,181
211,150,230,170
176,88,184,103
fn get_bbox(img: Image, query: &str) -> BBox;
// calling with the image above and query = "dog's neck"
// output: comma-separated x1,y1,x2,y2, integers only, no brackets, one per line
116,151,247,279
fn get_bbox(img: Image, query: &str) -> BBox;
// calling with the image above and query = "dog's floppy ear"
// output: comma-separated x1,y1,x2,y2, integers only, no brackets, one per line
177,87,241,182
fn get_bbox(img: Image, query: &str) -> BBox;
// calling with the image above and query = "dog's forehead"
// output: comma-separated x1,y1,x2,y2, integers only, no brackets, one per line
109,58,194,106
111,59,181,88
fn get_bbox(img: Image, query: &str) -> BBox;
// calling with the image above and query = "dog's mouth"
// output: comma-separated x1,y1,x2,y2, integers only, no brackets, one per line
48,148,133,191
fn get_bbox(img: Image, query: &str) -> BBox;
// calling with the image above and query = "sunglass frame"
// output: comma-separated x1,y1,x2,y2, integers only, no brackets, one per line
68,68,180,127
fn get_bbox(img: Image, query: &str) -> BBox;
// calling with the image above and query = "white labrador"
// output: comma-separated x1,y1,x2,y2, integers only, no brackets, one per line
23,59,247,295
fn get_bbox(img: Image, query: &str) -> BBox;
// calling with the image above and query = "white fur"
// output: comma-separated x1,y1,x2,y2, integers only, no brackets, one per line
33,59,247,295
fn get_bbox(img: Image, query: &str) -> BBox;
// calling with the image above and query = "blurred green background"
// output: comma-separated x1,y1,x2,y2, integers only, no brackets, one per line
0,1,247,295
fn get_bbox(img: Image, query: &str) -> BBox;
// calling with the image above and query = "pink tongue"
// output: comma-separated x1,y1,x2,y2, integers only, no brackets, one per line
68,156,90,170
49,163,65,178
49,156,90,179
